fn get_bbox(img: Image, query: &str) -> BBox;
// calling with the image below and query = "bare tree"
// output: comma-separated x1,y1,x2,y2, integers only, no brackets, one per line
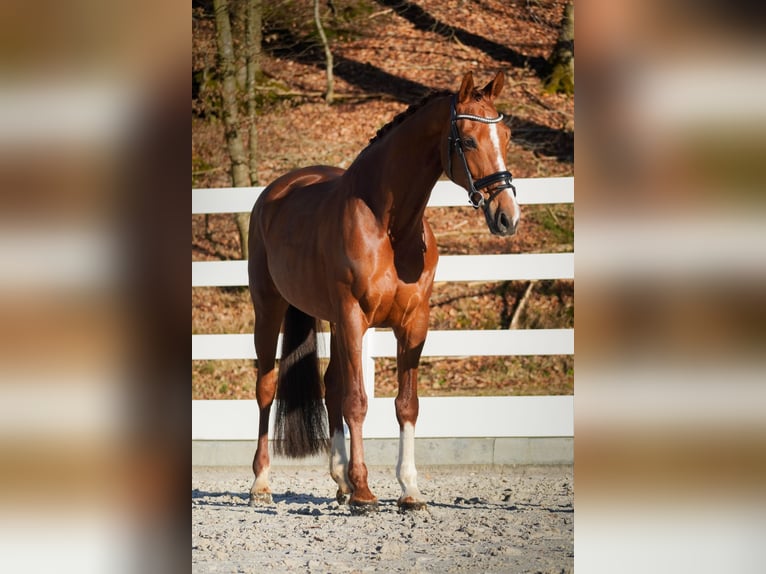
213,0,263,260
544,1,574,95
213,0,250,189
314,0,334,104
246,0,262,184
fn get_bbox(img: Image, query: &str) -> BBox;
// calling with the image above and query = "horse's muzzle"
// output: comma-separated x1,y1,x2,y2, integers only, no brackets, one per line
485,205,518,236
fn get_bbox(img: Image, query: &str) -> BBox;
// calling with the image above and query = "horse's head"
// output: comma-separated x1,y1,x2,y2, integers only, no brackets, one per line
443,71,520,236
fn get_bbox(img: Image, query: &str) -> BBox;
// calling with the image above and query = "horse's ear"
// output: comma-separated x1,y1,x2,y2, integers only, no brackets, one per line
458,72,475,103
481,71,505,101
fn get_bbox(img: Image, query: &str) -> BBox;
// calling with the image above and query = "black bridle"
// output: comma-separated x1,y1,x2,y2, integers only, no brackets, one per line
446,96,516,209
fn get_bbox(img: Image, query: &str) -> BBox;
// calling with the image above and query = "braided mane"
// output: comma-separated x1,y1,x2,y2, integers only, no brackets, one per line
365,90,452,148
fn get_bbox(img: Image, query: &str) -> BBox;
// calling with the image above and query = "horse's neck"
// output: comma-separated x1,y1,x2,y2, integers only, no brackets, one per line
346,97,449,239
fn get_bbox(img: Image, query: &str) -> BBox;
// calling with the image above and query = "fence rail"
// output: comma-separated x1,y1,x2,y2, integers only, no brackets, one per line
192,177,573,214
193,253,574,287
192,177,574,440
192,329,574,361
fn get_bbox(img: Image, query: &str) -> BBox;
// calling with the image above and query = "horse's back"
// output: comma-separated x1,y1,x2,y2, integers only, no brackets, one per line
258,165,345,204
249,165,344,243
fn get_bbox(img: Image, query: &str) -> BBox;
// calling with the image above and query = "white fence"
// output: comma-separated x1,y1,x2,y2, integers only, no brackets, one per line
192,177,574,440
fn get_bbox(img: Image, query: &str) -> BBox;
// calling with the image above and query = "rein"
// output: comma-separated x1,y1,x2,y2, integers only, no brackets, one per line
446,96,516,209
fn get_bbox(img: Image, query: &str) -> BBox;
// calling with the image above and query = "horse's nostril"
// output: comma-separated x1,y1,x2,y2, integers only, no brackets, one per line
498,212,510,231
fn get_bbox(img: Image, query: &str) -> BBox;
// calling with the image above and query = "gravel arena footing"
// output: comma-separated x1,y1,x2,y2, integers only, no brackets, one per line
192,464,573,573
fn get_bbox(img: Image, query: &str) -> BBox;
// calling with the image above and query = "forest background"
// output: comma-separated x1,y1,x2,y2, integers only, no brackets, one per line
191,0,574,400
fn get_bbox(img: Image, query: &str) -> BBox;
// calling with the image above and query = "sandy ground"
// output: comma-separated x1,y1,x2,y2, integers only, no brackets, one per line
192,464,573,573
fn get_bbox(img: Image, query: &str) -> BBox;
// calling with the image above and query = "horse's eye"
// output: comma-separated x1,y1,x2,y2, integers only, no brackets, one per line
462,137,478,150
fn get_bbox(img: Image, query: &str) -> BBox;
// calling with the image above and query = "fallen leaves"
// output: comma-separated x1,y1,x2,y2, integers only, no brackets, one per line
192,0,574,400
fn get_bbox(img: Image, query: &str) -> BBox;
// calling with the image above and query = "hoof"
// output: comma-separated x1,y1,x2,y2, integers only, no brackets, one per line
397,497,427,512
349,499,379,515
248,491,273,506
336,489,350,505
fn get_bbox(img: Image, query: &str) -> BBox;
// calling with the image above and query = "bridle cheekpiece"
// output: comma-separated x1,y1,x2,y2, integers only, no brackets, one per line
446,95,516,209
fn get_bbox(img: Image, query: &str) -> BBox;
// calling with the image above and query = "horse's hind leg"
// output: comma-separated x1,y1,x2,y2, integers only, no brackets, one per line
248,294,288,506
325,328,352,504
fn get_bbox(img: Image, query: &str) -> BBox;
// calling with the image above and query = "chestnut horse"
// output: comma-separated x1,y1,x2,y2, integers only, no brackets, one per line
247,71,519,512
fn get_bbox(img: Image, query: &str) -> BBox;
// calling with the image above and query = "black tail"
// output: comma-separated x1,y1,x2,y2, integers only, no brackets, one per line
274,305,329,458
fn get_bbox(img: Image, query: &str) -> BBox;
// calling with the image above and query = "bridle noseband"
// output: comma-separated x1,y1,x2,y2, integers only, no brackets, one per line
446,96,516,209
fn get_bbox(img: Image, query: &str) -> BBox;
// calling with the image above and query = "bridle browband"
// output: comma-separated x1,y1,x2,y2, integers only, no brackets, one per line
446,95,516,209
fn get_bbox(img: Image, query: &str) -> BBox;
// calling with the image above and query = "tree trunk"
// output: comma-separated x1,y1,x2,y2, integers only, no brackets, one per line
543,1,574,95
238,0,264,260
213,0,251,259
246,0,262,185
314,0,334,104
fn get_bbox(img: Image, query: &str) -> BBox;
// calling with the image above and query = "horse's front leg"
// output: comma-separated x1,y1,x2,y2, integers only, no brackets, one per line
393,310,429,511
337,311,378,512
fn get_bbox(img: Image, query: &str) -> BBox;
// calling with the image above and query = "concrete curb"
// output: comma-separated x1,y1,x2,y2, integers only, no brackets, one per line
193,437,573,467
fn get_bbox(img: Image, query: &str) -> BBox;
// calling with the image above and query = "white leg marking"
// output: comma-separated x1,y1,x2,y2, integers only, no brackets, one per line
396,422,422,501
251,464,270,493
329,430,351,493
